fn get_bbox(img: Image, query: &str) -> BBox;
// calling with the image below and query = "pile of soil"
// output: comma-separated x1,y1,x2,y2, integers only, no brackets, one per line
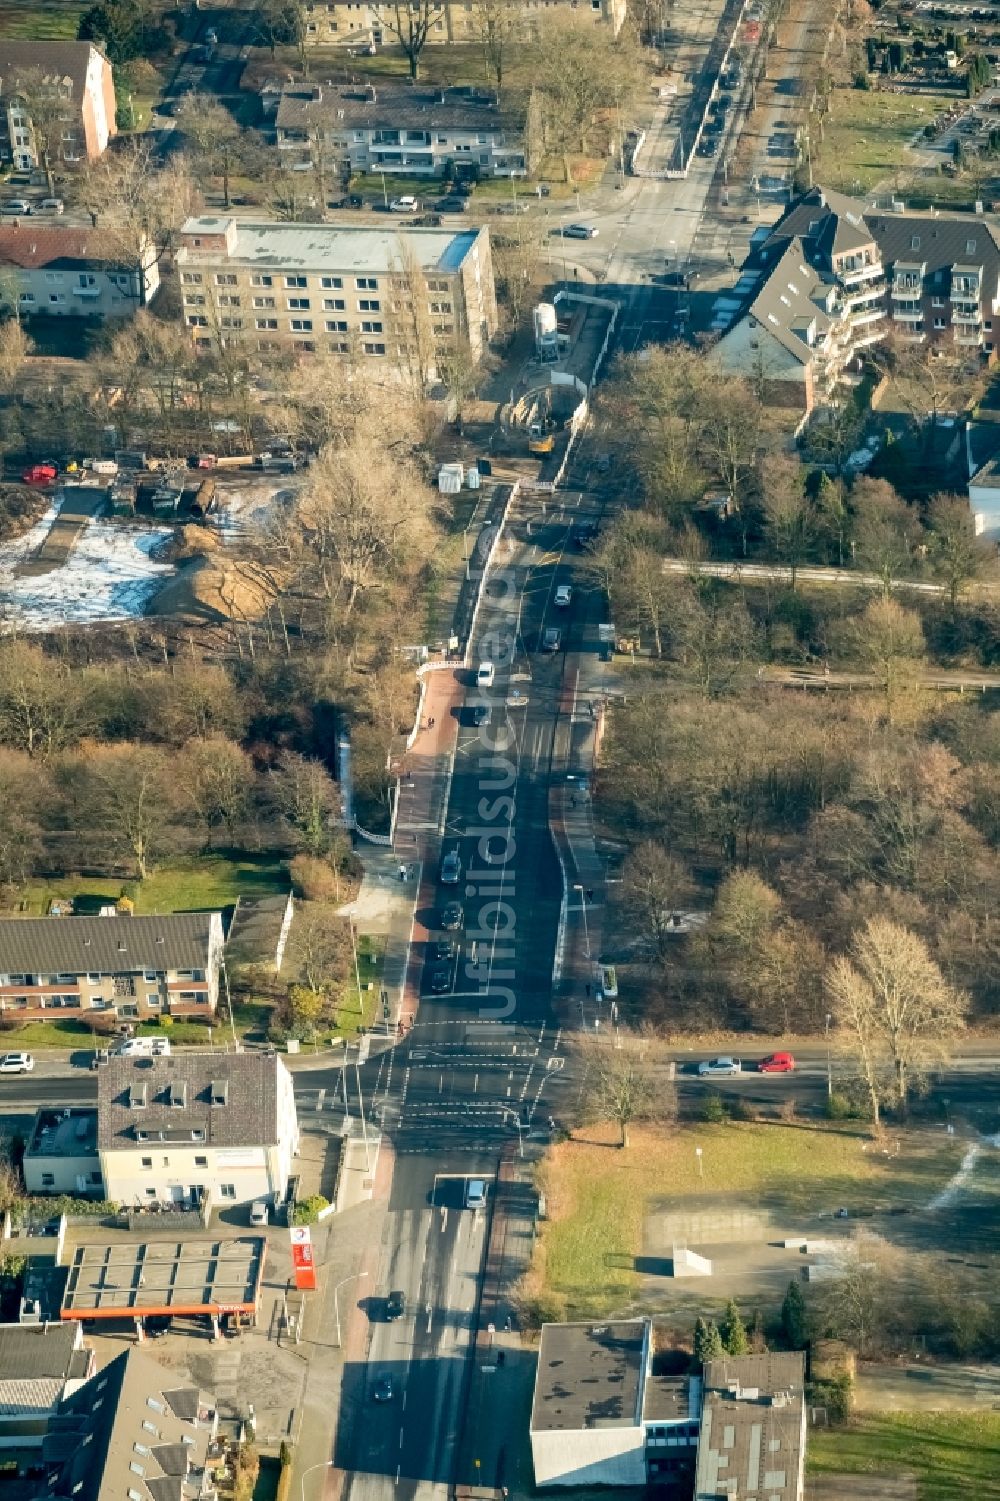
146,553,281,624
0,484,52,543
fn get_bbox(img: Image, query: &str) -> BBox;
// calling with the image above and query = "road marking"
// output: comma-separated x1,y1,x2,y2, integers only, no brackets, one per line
395,1466,401,1484
399,1429,405,1449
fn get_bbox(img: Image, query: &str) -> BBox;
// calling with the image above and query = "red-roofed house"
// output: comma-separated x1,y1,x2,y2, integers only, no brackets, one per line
0,224,159,321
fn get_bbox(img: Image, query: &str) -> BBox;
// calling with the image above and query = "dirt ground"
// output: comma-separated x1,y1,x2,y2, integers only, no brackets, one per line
809,1477,917,1501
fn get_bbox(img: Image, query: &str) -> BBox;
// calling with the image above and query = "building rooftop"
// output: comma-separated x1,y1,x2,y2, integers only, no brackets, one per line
531,1321,648,1434
0,40,109,105
61,1237,266,1320
98,1051,284,1153
274,79,523,135
42,1346,215,1501
0,1321,88,1390
0,912,219,977
178,216,484,275
26,1107,98,1159
695,1353,806,1501
643,1368,699,1424
0,225,141,271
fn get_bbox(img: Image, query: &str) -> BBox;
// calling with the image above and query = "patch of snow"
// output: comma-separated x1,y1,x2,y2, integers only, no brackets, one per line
0,509,174,632
927,1130,1000,1212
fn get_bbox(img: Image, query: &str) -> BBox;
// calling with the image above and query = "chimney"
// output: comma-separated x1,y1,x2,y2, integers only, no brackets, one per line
310,83,322,101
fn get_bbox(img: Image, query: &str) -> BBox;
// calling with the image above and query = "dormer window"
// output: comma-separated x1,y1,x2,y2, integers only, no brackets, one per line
967,239,977,254
130,1083,147,1109
910,235,920,250
169,1081,187,1108
210,1080,229,1106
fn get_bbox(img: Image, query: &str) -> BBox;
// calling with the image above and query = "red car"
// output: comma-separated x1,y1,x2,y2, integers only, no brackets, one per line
759,1052,795,1073
22,462,58,486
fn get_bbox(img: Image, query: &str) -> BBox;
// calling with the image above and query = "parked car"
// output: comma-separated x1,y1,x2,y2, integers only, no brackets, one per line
22,463,58,486
38,198,64,214
250,1200,269,1226
389,196,418,213
697,1056,742,1076
554,584,573,608
386,1290,406,1320
698,136,719,157
441,902,464,931
541,626,562,652
429,966,452,994
465,1178,488,1209
0,1052,34,1074
574,519,598,548
441,849,461,884
472,703,492,727
559,222,598,239
2,200,31,216
437,196,468,212
372,1375,395,1402
759,1052,795,1073
431,939,456,963
477,661,495,688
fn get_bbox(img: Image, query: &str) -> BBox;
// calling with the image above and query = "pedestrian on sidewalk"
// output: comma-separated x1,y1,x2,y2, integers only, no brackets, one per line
586,888,594,902
428,716,435,730
398,862,407,882
585,982,591,998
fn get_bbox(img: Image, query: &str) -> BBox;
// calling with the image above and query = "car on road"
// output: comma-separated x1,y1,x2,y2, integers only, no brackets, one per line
429,966,452,994
431,939,456,962
574,519,598,548
372,1375,394,1402
554,584,572,608
0,1052,34,1074
713,92,733,113
471,703,492,727
436,196,468,212
441,849,461,884
440,902,464,931
759,1051,795,1073
698,1056,742,1076
477,660,495,688
465,1178,488,1209
558,222,599,239
39,198,64,214
541,626,562,652
390,196,418,212
386,1289,406,1320
2,200,32,216
663,271,689,288
697,136,719,157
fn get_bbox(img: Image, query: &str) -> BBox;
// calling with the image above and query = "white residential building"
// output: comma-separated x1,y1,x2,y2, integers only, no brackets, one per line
0,226,160,322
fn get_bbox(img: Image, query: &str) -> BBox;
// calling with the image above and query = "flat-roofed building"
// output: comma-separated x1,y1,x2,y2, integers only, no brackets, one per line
0,1321,94,1450
175,215,497,373
531,1320,651,1487
695,1353,807,1501
23,1107,102,1196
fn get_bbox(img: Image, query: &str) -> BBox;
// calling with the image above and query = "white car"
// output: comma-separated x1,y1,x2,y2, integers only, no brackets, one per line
0,1052,34,1074
554,584,573,607
698,1056,742,1077
390,196,418,213
476,661,495,688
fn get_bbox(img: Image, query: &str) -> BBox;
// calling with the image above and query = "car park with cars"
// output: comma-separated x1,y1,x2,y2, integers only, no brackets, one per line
697,1056,742,1076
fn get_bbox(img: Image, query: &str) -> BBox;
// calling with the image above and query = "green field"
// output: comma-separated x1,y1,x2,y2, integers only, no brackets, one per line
809,1412,1000,1501
19,854,288,918
526,1121,962,1319
0,1,86,39
813,88,946,193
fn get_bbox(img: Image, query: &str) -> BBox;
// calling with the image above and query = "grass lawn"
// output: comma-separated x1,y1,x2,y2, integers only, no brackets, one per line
19,853,288,917
0,1001,278,1051
809,1412,1000,1501
813,88,946,193
527,1121,962,1320
0,2,85,39
333,933,385,1039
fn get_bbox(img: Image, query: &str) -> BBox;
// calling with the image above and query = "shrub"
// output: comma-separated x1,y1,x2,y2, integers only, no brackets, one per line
699,1091,727,1123
157,1014,173,1029
808,1373,853,1423
825,1090,863,1120
290,1194,329,1226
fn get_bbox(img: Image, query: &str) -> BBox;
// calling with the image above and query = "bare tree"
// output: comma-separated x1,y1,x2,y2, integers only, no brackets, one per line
270,751,341,855
619,840,695,955
72,742,178,880
927,492,995,611
380,0,446,78
0,642,92,759
286,901,351,997
852,477,919,597
759,452,813,586
181,735,255,849
849,597,926,720
827,915,968,1116
584,1034,675,1147
533,14,647,184
472,0,522,91
175,95,245,210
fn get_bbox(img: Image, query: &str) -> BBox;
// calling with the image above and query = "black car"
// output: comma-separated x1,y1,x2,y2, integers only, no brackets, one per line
441,902,464,931
698,136,719,157
430,967,451,994
663,271,689,289
574,519,598,548
386,1290,405,1320
437,196,469,212
713,92,734,112
472,703,492,726
431,938,456,962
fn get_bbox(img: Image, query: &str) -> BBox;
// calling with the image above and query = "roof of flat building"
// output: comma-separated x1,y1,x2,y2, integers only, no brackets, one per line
274,80,524,135
179,216,483,275
98,1051,284,1153
0,911,219,976
61,1237,266,1320
26,1107,99,1159
695,1353,806,1501
531,1320,648,1434
0,1321,85,1385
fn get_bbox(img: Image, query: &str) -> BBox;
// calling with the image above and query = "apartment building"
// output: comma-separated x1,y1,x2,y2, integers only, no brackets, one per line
0,41,116,170
0,225,160,321
175,215,498,369
712,186,1000,411
0,912,224,1023
300,0,626,50
695,1354,806,1501
0,1322,94,1452
98,1051,300,1210
271,80,536,180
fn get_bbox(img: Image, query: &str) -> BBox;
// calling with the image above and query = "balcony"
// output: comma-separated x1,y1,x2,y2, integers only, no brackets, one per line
839,260,884,286
851,306,885,328
891,280,923,299
893,305,923,323
72,284,101,299
952,305,981,325
955,327,984,346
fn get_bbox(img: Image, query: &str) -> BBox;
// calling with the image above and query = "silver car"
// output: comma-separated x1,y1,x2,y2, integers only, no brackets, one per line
697,1056,742,1077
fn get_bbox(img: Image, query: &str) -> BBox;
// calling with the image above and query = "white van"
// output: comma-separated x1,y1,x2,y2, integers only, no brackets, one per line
250,1200,269,1227
116,1037,172,1058
465,1178,488,1210
476,661,495,689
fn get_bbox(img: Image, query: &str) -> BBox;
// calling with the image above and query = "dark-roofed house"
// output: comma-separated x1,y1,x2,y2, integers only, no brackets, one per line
98,1051,299,1210
271,81,536,179
0,912,224,1023
0,41,116,169
0,223,160,321
0,1321,94,1451
711,185,1000,412
34,1346,218,1501
695,1353,806,1501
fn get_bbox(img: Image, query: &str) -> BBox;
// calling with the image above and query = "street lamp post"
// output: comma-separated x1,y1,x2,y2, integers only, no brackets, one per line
300,1460,335,1501
333,1270,369,1348
573,883,592,960
825,1012,833,1098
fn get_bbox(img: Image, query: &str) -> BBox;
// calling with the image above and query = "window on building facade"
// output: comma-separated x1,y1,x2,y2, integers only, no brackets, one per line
321,276,344,288
356,277,378,290
361,320,383,333
290,319,313,331
252,274,273,286
285,275,308,288
363,341,386,355
323,297,346,310
288,296,311,309
215,273,237,285
220,1184,237,1198
358,298,380,311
